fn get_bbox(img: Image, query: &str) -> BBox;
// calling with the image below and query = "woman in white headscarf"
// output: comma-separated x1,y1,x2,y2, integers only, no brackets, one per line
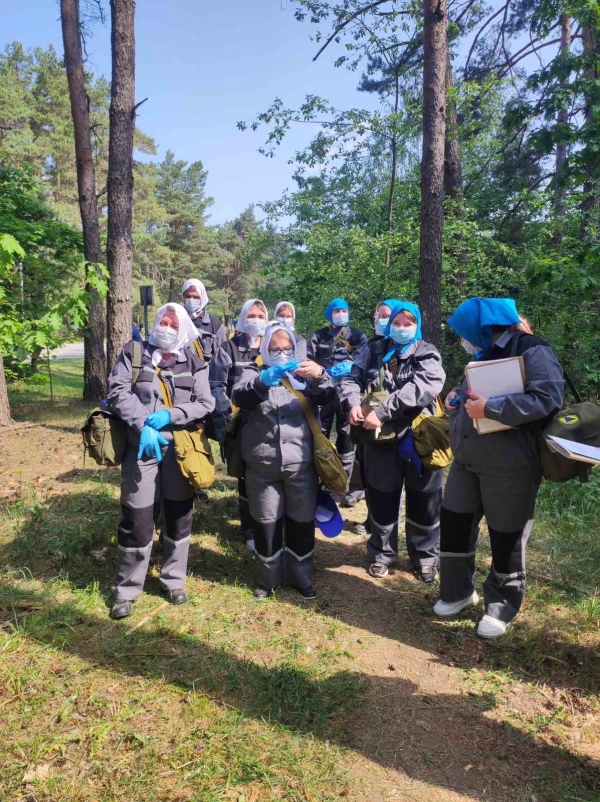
231,322,336,599
182,278,227,363
274,301,307,359
106,303,215,620
209,299,269,549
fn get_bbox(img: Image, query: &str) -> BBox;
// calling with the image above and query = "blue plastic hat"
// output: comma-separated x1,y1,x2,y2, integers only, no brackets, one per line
315,489,343,538
447,298,520,354
325,298,349,324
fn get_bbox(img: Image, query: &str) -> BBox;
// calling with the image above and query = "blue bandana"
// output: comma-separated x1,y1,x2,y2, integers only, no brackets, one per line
383,300,422,362
325,297,349,324
447,298,520,355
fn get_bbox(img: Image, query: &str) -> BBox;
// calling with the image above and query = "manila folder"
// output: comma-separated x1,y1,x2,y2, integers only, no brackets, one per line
465,356,525,435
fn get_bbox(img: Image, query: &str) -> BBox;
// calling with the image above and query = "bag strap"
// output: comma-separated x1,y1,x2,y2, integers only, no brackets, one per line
155,367,173,409
510,331,582,403
192,338,205,360
281,377,322,438
131,339,143,385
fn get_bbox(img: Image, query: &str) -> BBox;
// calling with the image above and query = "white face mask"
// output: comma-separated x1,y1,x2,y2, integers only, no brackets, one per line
331,311,348,327
154,325,178,350
245,318,267,339
461,339,480,356
184,298,203,316
389,324,417,345
268,350,295,366
276,315,295,330
375,316,389,336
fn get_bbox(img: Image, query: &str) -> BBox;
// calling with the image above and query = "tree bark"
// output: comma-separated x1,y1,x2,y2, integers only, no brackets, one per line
106,0,136,372
0,352,14,426
580,24,600,239
443,60,462,201
385,71,400,268
61,0,107,402
419,0,448,345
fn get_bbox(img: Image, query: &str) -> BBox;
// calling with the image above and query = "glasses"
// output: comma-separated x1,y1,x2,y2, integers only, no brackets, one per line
268,347,295,357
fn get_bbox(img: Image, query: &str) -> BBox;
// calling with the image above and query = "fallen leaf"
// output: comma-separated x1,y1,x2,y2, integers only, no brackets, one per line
465,764,473,771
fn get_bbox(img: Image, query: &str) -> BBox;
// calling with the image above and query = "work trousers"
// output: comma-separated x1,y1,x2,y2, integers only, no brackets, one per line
364,443,442,569
237,475,254,540
320,395,354,478
114,445,194,601
439,460,541,623
246,461,319,590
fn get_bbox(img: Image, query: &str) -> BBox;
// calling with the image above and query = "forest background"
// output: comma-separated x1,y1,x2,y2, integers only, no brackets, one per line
0,0,599,399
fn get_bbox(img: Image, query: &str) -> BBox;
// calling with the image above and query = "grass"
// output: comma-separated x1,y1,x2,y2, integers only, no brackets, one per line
1,360,600,802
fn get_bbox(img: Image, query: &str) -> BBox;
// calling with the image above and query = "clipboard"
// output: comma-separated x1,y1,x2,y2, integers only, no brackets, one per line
465,356,526,435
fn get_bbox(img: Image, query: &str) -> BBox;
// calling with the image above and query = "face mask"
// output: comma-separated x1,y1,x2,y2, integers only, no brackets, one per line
331,311,348,327
276,316,295,330
376,317,389,336
154,325,178,350
245,318,267,339
389,324,417,345
184,299,203,315
461,340,480,356
268,350,295,366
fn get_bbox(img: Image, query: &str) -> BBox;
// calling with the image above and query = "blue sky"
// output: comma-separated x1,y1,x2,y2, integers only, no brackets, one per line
3,0,379,223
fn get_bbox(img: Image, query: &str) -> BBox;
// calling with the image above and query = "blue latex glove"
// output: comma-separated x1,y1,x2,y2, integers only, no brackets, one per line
260,361,300,388
138,425,168,461
327,360,353,379
145,409,171,430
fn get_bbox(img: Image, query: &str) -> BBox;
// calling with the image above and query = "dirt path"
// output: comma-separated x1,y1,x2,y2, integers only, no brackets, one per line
1,409,598,801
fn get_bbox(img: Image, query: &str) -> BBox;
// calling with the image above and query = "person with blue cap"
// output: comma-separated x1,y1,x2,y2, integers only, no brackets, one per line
435,298,564,638
209,299,269,550
231,322,337,600
307,298,369,501
340,300,446,582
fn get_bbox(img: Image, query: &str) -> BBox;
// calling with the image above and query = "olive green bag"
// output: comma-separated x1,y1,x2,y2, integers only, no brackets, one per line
156,368,215,489
281,378,348,493
81,340,143,467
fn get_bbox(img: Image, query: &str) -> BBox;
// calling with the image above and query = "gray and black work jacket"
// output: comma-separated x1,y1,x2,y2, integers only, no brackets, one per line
449,331,565,473
293,333,308,361
209,333,261,430
191,309,227,363
307,325,370,372
231,365,336,467
107,339,215,446
340,338,446,438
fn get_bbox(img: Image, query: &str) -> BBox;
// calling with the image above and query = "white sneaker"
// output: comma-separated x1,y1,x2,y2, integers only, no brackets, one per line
433,591,479,617
477,615,508,639
245,539,255,553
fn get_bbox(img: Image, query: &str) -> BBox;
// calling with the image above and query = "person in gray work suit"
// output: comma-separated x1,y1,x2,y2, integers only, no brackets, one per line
209,298,269,550
231,322,337,600
435,298,564,639
341,300,446,583
107,303,215,620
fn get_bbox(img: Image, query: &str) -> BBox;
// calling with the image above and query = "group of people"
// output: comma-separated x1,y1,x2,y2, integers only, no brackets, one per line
106,280,565,641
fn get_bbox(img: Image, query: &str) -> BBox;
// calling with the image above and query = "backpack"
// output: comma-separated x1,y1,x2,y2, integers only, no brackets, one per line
511,333,600,483
81,340,143,467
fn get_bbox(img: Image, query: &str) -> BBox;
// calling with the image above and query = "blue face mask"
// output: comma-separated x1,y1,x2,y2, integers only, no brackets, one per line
389,324,417,345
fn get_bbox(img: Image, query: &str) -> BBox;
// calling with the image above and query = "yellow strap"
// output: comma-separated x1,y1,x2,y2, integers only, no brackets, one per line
192,339,205,360
155,367,173,409
281,377,322,439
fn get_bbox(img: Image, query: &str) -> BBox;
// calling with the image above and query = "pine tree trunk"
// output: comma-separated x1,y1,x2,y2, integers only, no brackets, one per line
580,24,600,239
61,0,107,402
106,0,136,372
419,0,447,346
0,352,13,426
443,61,462,201
385,72,400,268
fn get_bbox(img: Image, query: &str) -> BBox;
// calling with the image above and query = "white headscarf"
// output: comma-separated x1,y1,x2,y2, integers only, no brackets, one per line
275,301,296,319
237,298,269,335
149,302,199,367
182,278,209,318
260,322,304,389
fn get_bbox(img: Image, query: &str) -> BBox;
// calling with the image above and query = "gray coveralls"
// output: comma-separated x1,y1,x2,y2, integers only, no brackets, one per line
340,339,446,570
191,309,227,363
307,325,370,480
441,331,564,623
231,366,336,590
209,333,261,537
107,340,215,601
